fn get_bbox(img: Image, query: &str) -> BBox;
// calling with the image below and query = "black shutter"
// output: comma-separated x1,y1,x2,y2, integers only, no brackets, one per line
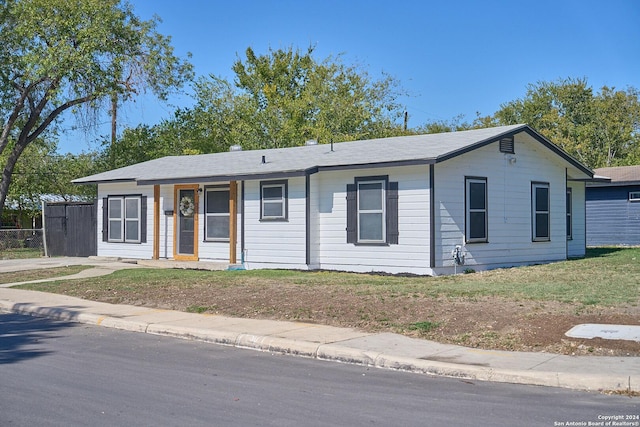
346,184,357,243
386,182,399,244
140,196,147,243
102,198,108,242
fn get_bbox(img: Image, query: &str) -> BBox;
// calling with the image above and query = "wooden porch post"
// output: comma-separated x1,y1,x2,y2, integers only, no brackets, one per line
229,181,238,264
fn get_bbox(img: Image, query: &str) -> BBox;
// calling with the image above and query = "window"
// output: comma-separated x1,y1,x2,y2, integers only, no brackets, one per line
260,180,287,220
629,192,640,202
532,183,550,241
466,177,488,243
346,176,398,245
566,188,572,240
358,180,385,242
205,187,230,240
104,196,144,243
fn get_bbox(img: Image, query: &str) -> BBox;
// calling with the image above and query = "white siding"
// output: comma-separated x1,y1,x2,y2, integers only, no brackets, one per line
243,177,307,269
567,181,586,258
433,134,574,274
159,185,173,259
98,181,242,262
96,132,586,274
313,166,431,275
97,182,154,259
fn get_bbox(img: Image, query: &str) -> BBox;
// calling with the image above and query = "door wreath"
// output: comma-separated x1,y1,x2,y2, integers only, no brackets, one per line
179,196,195,217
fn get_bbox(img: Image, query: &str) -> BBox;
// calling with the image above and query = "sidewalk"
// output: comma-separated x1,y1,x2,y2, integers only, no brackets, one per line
0,257,638,392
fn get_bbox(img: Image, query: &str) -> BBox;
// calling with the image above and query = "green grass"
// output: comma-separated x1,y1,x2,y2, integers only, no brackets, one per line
16,247,640,306
407,321,441,333
0,247,43,260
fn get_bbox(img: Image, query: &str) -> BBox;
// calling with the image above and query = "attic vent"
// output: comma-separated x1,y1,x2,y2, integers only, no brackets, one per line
499,137,514,154
229,144,242,152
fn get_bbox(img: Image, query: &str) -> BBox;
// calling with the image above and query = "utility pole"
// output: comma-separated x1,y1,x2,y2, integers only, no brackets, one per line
110,94,117,167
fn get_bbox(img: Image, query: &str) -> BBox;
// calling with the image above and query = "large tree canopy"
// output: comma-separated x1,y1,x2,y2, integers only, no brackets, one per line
103,45,408,166
0,0,193,217
492,78,640,168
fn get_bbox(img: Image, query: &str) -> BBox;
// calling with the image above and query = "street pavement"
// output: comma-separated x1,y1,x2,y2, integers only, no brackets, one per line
0,257,638,393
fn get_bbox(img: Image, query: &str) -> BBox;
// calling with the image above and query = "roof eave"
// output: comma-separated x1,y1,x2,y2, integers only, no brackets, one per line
72,178,136,186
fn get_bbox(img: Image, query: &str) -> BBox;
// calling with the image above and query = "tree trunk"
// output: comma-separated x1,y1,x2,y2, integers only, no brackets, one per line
0,141,29,221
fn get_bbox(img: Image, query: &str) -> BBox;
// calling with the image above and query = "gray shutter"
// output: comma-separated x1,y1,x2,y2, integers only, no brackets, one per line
140,196,147,243
386,182,399,244
102,198,108,242
346,184,357,243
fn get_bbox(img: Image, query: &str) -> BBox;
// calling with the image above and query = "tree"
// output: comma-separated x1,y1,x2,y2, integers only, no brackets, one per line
228,46,408,148
492,78,640,168
191,46,407,152
7,142,98,209
0,0,193,219
103,45,409,167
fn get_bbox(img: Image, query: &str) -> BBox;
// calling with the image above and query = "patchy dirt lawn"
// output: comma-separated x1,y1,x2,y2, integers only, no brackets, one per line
53,274,640,357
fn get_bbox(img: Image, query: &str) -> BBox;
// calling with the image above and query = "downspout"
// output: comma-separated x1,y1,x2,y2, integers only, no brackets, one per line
565,168,568,260
305,171,311,268
429,164,436,270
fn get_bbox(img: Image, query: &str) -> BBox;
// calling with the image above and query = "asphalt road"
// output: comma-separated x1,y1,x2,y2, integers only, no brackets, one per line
1,313,637,427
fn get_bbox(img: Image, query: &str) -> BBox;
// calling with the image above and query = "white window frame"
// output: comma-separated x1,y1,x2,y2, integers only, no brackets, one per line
465,177,488,243
107,196,141,243
532,182,550,242
205,187,230,241
629,191,640,202
260,181,287,220
357,179,386,244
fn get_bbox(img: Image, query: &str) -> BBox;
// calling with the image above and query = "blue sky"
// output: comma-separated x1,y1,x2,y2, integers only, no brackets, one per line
59,0,640,154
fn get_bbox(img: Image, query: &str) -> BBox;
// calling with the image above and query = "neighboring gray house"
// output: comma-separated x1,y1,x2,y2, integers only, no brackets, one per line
73,124,593,275
586,165,640,246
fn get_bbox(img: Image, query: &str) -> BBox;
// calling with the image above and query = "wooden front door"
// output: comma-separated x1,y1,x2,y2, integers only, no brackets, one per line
174,185,199,261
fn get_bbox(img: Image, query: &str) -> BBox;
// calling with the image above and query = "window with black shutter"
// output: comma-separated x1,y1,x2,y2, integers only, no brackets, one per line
102,195,146,243
346,176,398,245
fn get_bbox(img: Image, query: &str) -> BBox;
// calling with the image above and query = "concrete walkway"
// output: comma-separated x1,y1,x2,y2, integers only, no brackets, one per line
0,257,638,392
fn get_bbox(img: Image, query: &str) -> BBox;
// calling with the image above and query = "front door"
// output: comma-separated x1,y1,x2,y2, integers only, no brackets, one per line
174,185,199,261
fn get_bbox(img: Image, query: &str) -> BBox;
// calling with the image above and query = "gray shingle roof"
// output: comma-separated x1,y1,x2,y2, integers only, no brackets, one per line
592,165,640,184
74,124,591,185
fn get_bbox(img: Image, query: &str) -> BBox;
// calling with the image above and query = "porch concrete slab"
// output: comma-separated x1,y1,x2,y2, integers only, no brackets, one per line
566,324,640,342
136,259,229,270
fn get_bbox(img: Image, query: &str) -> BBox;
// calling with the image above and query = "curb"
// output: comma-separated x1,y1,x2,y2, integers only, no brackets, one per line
2,301,637,393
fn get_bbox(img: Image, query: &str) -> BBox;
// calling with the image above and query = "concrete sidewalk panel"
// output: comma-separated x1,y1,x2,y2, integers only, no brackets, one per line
273,324,371,344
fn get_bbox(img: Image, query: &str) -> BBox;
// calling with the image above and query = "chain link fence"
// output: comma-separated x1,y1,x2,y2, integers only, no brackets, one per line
0,229,45,259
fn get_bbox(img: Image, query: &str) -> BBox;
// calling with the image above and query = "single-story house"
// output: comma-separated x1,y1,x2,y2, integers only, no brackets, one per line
73,124,593,275
586,165,640,246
